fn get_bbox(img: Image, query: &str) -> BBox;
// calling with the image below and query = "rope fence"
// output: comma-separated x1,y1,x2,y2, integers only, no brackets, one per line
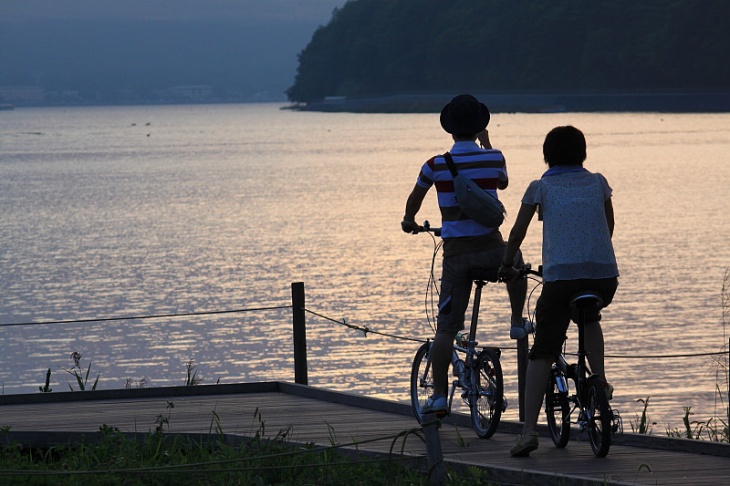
0,305,291,328
2,281,727,424
303,309,730,359
1,293,727,362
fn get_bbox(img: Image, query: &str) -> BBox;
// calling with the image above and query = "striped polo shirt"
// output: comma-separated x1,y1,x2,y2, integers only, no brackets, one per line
416,140,508,251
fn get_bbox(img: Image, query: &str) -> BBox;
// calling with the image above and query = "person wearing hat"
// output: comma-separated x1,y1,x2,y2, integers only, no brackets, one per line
401,94,530,414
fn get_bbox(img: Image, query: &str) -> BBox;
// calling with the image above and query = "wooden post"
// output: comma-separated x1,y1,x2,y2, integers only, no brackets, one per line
421,413,446,486
292,282,308,385
517,335,529,422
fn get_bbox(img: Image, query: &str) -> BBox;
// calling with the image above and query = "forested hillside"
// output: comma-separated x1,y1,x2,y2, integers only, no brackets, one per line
287,0,730,103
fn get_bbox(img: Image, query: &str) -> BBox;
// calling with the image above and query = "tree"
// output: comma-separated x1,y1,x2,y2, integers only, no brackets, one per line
287,0,730,102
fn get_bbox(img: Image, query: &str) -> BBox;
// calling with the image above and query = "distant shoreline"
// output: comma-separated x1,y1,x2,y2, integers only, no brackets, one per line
3,91,730,113
291,91,730,114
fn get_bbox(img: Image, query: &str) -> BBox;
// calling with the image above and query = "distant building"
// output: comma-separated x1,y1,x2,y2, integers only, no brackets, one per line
0,85,45,103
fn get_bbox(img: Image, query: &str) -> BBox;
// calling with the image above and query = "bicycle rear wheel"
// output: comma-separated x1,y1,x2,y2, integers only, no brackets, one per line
545,366,571,448
585,376,612,457
470,348,503,438
410,341,435,424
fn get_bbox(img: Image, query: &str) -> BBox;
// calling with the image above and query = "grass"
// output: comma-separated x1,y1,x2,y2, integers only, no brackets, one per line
185,359,203,386
0,409,487,486
664,406,728,441
629,397,656,435
65,352,99,391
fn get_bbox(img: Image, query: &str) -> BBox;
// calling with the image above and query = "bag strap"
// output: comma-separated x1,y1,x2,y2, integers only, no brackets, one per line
442,152,459,177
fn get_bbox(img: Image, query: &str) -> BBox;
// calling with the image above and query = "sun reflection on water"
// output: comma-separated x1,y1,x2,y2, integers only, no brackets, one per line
0,105,728,430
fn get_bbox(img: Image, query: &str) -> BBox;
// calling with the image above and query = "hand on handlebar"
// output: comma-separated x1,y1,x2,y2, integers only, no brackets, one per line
401,219,421,234
498,264,520,282
499,263,542,282
402,219,441,236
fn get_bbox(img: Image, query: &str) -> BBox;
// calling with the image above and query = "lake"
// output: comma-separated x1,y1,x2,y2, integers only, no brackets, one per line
1,103,728,433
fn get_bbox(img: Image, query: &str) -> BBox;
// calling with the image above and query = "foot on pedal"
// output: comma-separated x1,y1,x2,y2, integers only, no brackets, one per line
421,394,447,414
510,318,534,339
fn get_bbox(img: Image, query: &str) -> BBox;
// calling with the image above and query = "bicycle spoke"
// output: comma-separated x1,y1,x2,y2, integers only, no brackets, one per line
585,376,612,457
545,366,571,448
470,348,503,438
410,342,435,424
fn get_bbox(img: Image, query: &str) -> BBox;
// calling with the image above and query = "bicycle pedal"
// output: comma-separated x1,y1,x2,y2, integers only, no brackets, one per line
422,409,449,419
501,397,509,412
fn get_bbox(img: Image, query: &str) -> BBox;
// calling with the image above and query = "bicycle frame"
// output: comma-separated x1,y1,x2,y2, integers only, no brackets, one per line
552,322,593,428
544,289,621,457
516,265,620,457
409,221,505,439
411,277,505,439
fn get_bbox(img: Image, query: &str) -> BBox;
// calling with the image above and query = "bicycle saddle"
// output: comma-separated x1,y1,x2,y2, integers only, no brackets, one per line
569,292,604,310
468,268,500,283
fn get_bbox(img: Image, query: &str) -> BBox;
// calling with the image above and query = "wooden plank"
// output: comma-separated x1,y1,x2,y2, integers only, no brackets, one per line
2,384,729,486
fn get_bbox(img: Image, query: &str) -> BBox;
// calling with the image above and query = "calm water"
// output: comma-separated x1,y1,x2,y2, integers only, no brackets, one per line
1,103,728,432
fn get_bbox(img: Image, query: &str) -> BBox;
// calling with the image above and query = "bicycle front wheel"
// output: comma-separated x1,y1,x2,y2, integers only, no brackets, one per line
410,341,434,424
545,367,571,448
470,348,503,438
585,376,612,457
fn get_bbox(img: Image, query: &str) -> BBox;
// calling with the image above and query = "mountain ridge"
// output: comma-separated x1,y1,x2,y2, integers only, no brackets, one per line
287,0,730,108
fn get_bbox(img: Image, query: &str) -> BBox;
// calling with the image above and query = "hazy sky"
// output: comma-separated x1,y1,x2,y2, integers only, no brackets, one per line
0,0,347,22
0,0,350,101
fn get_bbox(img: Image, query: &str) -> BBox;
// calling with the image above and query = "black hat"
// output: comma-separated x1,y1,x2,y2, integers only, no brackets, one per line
440,94,491,135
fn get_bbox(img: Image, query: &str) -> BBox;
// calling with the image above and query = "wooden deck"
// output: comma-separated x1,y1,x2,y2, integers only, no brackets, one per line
1,382,729,485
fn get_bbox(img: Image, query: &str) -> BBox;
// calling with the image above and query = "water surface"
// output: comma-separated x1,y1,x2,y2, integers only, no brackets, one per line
1,104,728,431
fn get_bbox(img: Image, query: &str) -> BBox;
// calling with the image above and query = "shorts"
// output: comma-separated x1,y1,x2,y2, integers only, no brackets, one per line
436,246,523,332
529,277,619,360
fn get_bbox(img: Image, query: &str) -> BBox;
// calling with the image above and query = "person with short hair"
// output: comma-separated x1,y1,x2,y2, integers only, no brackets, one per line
500,125,620,457
401,94,530,414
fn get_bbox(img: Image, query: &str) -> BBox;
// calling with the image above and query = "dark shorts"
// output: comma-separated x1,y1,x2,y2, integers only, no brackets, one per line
436,246,523,332
529,277,619,360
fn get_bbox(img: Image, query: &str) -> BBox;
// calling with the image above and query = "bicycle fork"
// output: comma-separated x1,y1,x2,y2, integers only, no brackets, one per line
553,355,572,394
552,355,591,431
555,357,622,434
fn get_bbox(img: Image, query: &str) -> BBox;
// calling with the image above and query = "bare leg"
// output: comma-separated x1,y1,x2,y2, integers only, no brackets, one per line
506,277,528,326
521,358,552,435
431,329,457,397
583,322,605,380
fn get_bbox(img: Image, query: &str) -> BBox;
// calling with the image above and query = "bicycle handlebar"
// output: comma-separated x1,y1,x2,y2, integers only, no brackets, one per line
518,263,543,278
414,220,441,237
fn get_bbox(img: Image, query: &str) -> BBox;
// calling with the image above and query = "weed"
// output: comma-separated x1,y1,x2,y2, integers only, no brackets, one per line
185,358,202,386
666,406,704,439
125,376,148,389
65,351,99,391
325,421,339,447
0,421,478,485
252,406,265,440
38,368,52,393
155,401,175,433
630,397,655,434
715,267,730,441
0,407,487,485
455,427,468,447
661,268,730,443
209,408,224,437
